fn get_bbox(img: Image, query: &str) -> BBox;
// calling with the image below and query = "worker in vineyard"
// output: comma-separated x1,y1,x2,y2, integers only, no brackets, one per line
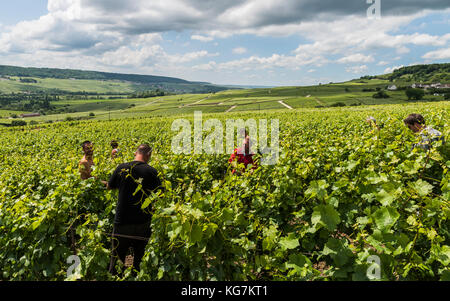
366,116,380,131
79,140,108,185
107,144,161,275
110,140,120,159
79,141,95,180
403,114,444,150
228,129,258,174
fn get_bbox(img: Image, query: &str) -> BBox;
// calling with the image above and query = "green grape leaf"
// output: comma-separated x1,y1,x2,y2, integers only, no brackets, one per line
190,223,203,244
323,238,353,267
286,253,311,270
311,204,341,231
305,180,329,200
279,235,300,250
409,179,433,197
372,207,400,231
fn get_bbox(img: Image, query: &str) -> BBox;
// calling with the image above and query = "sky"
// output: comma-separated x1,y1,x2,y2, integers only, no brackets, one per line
0,0,449,86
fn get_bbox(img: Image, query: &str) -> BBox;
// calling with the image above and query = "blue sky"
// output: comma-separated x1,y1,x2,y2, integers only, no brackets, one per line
0,1,48,26
0,1,449,86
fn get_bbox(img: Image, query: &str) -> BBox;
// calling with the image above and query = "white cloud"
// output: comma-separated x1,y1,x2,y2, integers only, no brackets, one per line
2,1,447,61
191,35,214,42
0,0,449,85
346,65,368,74
192,61,217,71
289,14,450,67
377,61,389,66
100,44,165,67
171,50,210,63
214,52,327,71
407,33,448,46
422,48,450,60
384,65,404,74
232,47,247,54
337,54,374,64
396,47,410,54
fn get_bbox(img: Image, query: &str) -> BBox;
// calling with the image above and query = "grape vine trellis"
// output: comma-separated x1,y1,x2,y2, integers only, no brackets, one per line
0,103,449,281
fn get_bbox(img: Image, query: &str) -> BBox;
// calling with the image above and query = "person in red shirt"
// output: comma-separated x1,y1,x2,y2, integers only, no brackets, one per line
228,129,258,174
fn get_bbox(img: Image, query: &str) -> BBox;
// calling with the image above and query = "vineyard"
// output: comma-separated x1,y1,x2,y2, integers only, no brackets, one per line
0,102,449,281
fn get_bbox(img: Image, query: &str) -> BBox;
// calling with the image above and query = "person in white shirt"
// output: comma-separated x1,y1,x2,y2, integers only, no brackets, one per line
403,114,444,150
366,116,380,131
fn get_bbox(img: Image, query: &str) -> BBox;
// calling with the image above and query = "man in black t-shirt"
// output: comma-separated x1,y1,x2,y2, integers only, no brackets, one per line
107,144,161,275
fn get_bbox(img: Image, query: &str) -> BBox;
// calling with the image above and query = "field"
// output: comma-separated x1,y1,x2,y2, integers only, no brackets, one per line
0,109,26,118
1,79,447,124
0,72,228,95
0,76,136,94
0,101,448,280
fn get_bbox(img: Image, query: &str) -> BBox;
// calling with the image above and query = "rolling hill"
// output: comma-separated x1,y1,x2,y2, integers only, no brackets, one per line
365,63,450,84
0,65,230,94
0,63,448,123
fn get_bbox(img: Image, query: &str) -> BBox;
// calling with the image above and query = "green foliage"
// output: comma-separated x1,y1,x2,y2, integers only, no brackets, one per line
128,89,166,99
329,102,346,107
406,88,425,101
0,103,448,281
373,91,390,99
0,93,56,112
311,205,341,231
388,63,450,83
11,120,27,126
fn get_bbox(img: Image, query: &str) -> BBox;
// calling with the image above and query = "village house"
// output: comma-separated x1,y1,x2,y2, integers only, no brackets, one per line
411,83,449,90
20,113,41,118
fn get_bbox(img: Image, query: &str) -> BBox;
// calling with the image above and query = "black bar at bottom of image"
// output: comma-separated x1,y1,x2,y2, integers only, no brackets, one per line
0,281,447,299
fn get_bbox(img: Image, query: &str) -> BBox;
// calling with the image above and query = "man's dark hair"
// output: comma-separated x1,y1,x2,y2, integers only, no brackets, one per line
81,140,92,148
136,144,152,155
404,114,426,126
110,140,119,149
